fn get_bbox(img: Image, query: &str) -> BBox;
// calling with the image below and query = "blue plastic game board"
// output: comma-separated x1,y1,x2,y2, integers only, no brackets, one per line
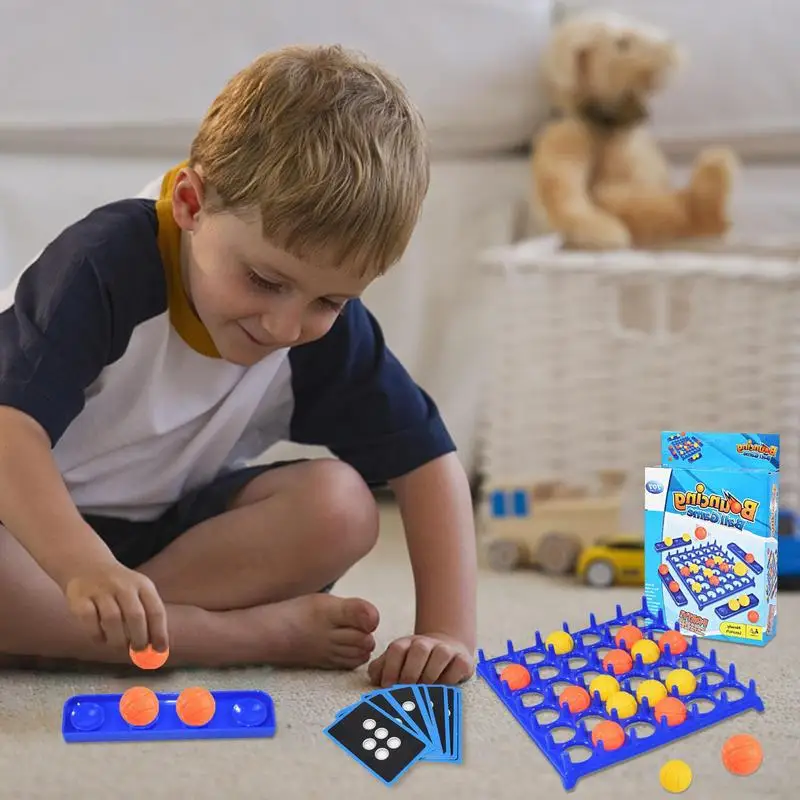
667,541,756,610
62,689,276,743
477,596,763,791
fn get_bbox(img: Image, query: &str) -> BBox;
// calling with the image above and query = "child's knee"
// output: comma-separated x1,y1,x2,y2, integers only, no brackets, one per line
306,459,379,559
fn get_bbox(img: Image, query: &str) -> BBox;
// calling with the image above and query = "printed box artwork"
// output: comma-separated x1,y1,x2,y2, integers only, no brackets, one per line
644,432,778,647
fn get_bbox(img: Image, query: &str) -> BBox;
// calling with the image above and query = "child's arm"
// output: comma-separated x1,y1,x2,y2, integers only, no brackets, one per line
367,452,477,686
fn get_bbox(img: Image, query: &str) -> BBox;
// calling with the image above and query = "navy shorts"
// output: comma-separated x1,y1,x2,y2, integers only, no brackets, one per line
83,461,300,570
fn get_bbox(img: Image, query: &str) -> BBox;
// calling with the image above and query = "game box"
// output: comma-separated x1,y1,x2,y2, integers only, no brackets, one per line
644,432,778,646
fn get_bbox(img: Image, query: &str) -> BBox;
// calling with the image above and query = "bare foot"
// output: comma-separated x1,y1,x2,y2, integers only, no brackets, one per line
240,594,380,669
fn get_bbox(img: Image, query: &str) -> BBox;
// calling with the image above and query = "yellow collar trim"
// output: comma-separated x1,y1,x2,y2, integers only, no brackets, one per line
156,163,220,359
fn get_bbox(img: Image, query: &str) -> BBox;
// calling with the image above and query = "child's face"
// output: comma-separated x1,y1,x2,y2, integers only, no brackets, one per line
172,171,374,366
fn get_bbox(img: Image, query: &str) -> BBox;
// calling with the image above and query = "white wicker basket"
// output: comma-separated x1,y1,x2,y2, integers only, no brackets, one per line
477,235,800,524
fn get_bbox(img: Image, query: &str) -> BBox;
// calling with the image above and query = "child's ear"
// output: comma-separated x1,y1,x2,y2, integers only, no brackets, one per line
172,167,205,230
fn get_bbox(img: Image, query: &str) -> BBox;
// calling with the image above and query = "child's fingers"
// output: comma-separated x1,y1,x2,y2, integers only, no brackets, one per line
94,594,128,649
398,638,434,684
420,644,455,684
69,596,104,644
367,652,385,685
116,590,150,651
138,585,169,651
438,652,474,685
380,640,411,687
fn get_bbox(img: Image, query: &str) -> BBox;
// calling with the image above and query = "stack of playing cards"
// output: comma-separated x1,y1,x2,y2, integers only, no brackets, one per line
323,684,462,786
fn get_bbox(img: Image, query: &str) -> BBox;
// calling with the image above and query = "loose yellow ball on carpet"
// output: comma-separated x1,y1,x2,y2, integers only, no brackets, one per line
660,759,692,793
545,630,574,655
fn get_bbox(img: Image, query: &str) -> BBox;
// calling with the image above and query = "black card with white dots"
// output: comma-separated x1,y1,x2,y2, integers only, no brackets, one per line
324,700,429,785
325,684,462,785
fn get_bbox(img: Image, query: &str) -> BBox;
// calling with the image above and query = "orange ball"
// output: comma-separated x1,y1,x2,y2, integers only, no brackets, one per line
748,610,760,623
720,562,730,573
129,644,170,670
680,566,691,577
695,526,707,540
658,564,670,575
709,576,720,587
722,734,763,776
659,630,688,656
559,685,591,714
615,624,643,650
729,500,742,515
668,580,680,593
603,649,633,676
654,696,687,727
119,686,159,727
500,663,531,691
745,553,755,564
705,558,715,568
176,687,216,727
592,720,625,751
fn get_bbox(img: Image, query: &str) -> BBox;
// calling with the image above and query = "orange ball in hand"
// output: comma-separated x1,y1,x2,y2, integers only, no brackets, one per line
119,686,159,727
129,644,170,670
176,686,216,727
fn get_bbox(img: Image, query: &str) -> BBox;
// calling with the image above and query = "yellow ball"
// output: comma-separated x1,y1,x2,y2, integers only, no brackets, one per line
636,679,668,706
728,598,740,611
664,537,673,546
606,690,638,720
631,639,661,665
665,668,697,696
691,582,702,593
682,533,691,542
713,556,723,564
589,674,620,702
689,564,699,574
734,562,748,577
739,595,751,607
702,568,713,578
660,759,693,793
545,631,574,655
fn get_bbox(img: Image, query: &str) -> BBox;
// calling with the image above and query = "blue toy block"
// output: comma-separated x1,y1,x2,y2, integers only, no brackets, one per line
62,689,276,743
477,596,763,791
666,542,756,610
714,594,760,620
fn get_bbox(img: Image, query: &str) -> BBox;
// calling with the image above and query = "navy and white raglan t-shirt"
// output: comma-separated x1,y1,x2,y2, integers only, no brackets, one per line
0,167,455,521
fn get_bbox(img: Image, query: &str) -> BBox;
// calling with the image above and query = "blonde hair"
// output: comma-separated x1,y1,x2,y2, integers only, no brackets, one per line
189,44,429,278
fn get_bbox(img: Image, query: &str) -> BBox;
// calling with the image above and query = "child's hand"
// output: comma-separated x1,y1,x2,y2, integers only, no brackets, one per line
367,632,474,687
64,561,169,653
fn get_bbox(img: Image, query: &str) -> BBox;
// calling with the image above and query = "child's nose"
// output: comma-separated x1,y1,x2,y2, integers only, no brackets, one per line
261,308,303,345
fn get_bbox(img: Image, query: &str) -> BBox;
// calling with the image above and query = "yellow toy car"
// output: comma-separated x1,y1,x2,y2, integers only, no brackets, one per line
576,535,644,588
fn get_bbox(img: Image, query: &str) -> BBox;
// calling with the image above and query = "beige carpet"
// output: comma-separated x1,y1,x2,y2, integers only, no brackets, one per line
0,503,795,799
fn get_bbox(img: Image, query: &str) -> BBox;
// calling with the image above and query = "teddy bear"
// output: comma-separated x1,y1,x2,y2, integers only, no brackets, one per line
530,11,738,250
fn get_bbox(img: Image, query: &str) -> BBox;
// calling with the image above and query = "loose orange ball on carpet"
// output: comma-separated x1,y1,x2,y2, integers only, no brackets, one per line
615,624,643,650
119,686,159,727
654,696,687,727
129,644,170,670
591,720,625,751
722,734,763,776
603,649,633,676
176,687,216,727
558,685,591,714
500,663,531,691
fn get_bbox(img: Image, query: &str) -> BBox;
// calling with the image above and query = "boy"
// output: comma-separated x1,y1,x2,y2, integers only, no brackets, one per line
0,45,477,687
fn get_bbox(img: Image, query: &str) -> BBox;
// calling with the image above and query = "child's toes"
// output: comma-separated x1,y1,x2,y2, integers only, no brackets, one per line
332,627,376,653
332,596,380,633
